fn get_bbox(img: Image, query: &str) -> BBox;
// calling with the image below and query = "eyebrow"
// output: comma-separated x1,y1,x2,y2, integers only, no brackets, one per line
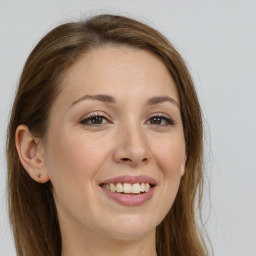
146,96,180,108
70,94,116,107
70,94,179,108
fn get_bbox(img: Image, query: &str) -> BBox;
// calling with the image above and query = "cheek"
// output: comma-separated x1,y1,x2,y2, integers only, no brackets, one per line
44,130,109,199
153,136,185,203
44,129,113,227
153,136,186,177
145,135,186,226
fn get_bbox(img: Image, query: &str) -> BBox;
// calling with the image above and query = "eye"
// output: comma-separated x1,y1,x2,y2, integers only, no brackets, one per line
79,112,110,126
146,113,175,126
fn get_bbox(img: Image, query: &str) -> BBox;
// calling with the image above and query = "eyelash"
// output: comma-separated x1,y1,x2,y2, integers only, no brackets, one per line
146,113,175,126
79,112,110,126
79,112,175,127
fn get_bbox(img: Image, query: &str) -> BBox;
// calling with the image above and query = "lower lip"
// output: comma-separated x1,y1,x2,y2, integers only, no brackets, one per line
101,186,156,206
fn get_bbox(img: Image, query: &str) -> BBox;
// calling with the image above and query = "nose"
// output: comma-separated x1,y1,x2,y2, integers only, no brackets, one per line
112,123,150,167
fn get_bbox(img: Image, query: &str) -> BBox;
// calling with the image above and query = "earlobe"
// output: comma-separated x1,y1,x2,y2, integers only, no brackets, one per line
15,125,50,183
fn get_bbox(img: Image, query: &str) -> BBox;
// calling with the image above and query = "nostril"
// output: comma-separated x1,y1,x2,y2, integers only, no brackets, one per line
120,157,148,164
121,158,130,162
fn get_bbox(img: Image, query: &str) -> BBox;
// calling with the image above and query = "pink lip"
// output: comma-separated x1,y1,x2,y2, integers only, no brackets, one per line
100,186,156,206
100,175,157,186
99,175,157,206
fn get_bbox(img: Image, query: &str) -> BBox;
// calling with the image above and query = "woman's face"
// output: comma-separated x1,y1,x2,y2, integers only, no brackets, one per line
42,46,186,240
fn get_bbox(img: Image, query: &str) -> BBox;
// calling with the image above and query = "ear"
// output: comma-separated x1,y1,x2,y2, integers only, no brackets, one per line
15,125,50,183
180,154,187,177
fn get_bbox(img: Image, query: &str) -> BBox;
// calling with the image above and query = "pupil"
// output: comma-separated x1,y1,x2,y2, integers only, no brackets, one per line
151,117,161,125
92,116,102,124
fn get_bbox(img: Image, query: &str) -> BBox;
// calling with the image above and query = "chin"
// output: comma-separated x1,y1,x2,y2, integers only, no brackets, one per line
109,227,155,241
101,214,158,241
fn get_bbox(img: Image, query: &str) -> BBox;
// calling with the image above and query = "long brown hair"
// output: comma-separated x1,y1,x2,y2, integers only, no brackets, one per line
7,14,209,256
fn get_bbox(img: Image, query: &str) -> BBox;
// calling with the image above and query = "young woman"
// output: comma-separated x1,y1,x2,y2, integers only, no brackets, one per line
7,14,209,256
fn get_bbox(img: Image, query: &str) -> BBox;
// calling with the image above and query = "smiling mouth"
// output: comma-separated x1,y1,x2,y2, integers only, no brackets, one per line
101,182,153,194
99,176,157,206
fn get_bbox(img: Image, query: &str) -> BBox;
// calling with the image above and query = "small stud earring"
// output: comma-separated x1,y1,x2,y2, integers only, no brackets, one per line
37,172,41,178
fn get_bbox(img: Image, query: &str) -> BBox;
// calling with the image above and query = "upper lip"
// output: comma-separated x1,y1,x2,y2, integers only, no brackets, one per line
99,175,157,186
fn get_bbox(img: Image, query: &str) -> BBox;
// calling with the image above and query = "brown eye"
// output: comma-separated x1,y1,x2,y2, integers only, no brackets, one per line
150,117,162,125
80,115,108,126
90,116,104,124
147,115,175,126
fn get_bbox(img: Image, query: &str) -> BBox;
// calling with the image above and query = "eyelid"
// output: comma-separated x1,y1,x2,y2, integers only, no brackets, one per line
81,111,109,119
147,112,172,119
79,111,175,126
79,111,112,124
146,112,175,125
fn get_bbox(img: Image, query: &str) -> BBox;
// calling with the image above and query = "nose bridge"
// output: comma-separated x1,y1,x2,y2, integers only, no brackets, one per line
113,116,150,165
126,120,147,151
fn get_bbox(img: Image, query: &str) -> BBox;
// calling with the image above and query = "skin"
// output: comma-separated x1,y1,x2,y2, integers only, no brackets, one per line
16,46,186,256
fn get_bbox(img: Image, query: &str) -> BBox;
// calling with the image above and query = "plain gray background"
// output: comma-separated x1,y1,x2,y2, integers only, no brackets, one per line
0,1,255,255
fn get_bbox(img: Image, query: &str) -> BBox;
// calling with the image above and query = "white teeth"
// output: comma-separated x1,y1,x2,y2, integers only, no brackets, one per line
145,183,150,192
110,183,115,192
116,183,123,193
132,183,141,194
140,183,145,192
102,182,152,194
123,183,132,193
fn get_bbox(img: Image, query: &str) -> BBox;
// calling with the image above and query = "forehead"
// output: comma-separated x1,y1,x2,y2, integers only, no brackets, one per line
54,45,179,108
